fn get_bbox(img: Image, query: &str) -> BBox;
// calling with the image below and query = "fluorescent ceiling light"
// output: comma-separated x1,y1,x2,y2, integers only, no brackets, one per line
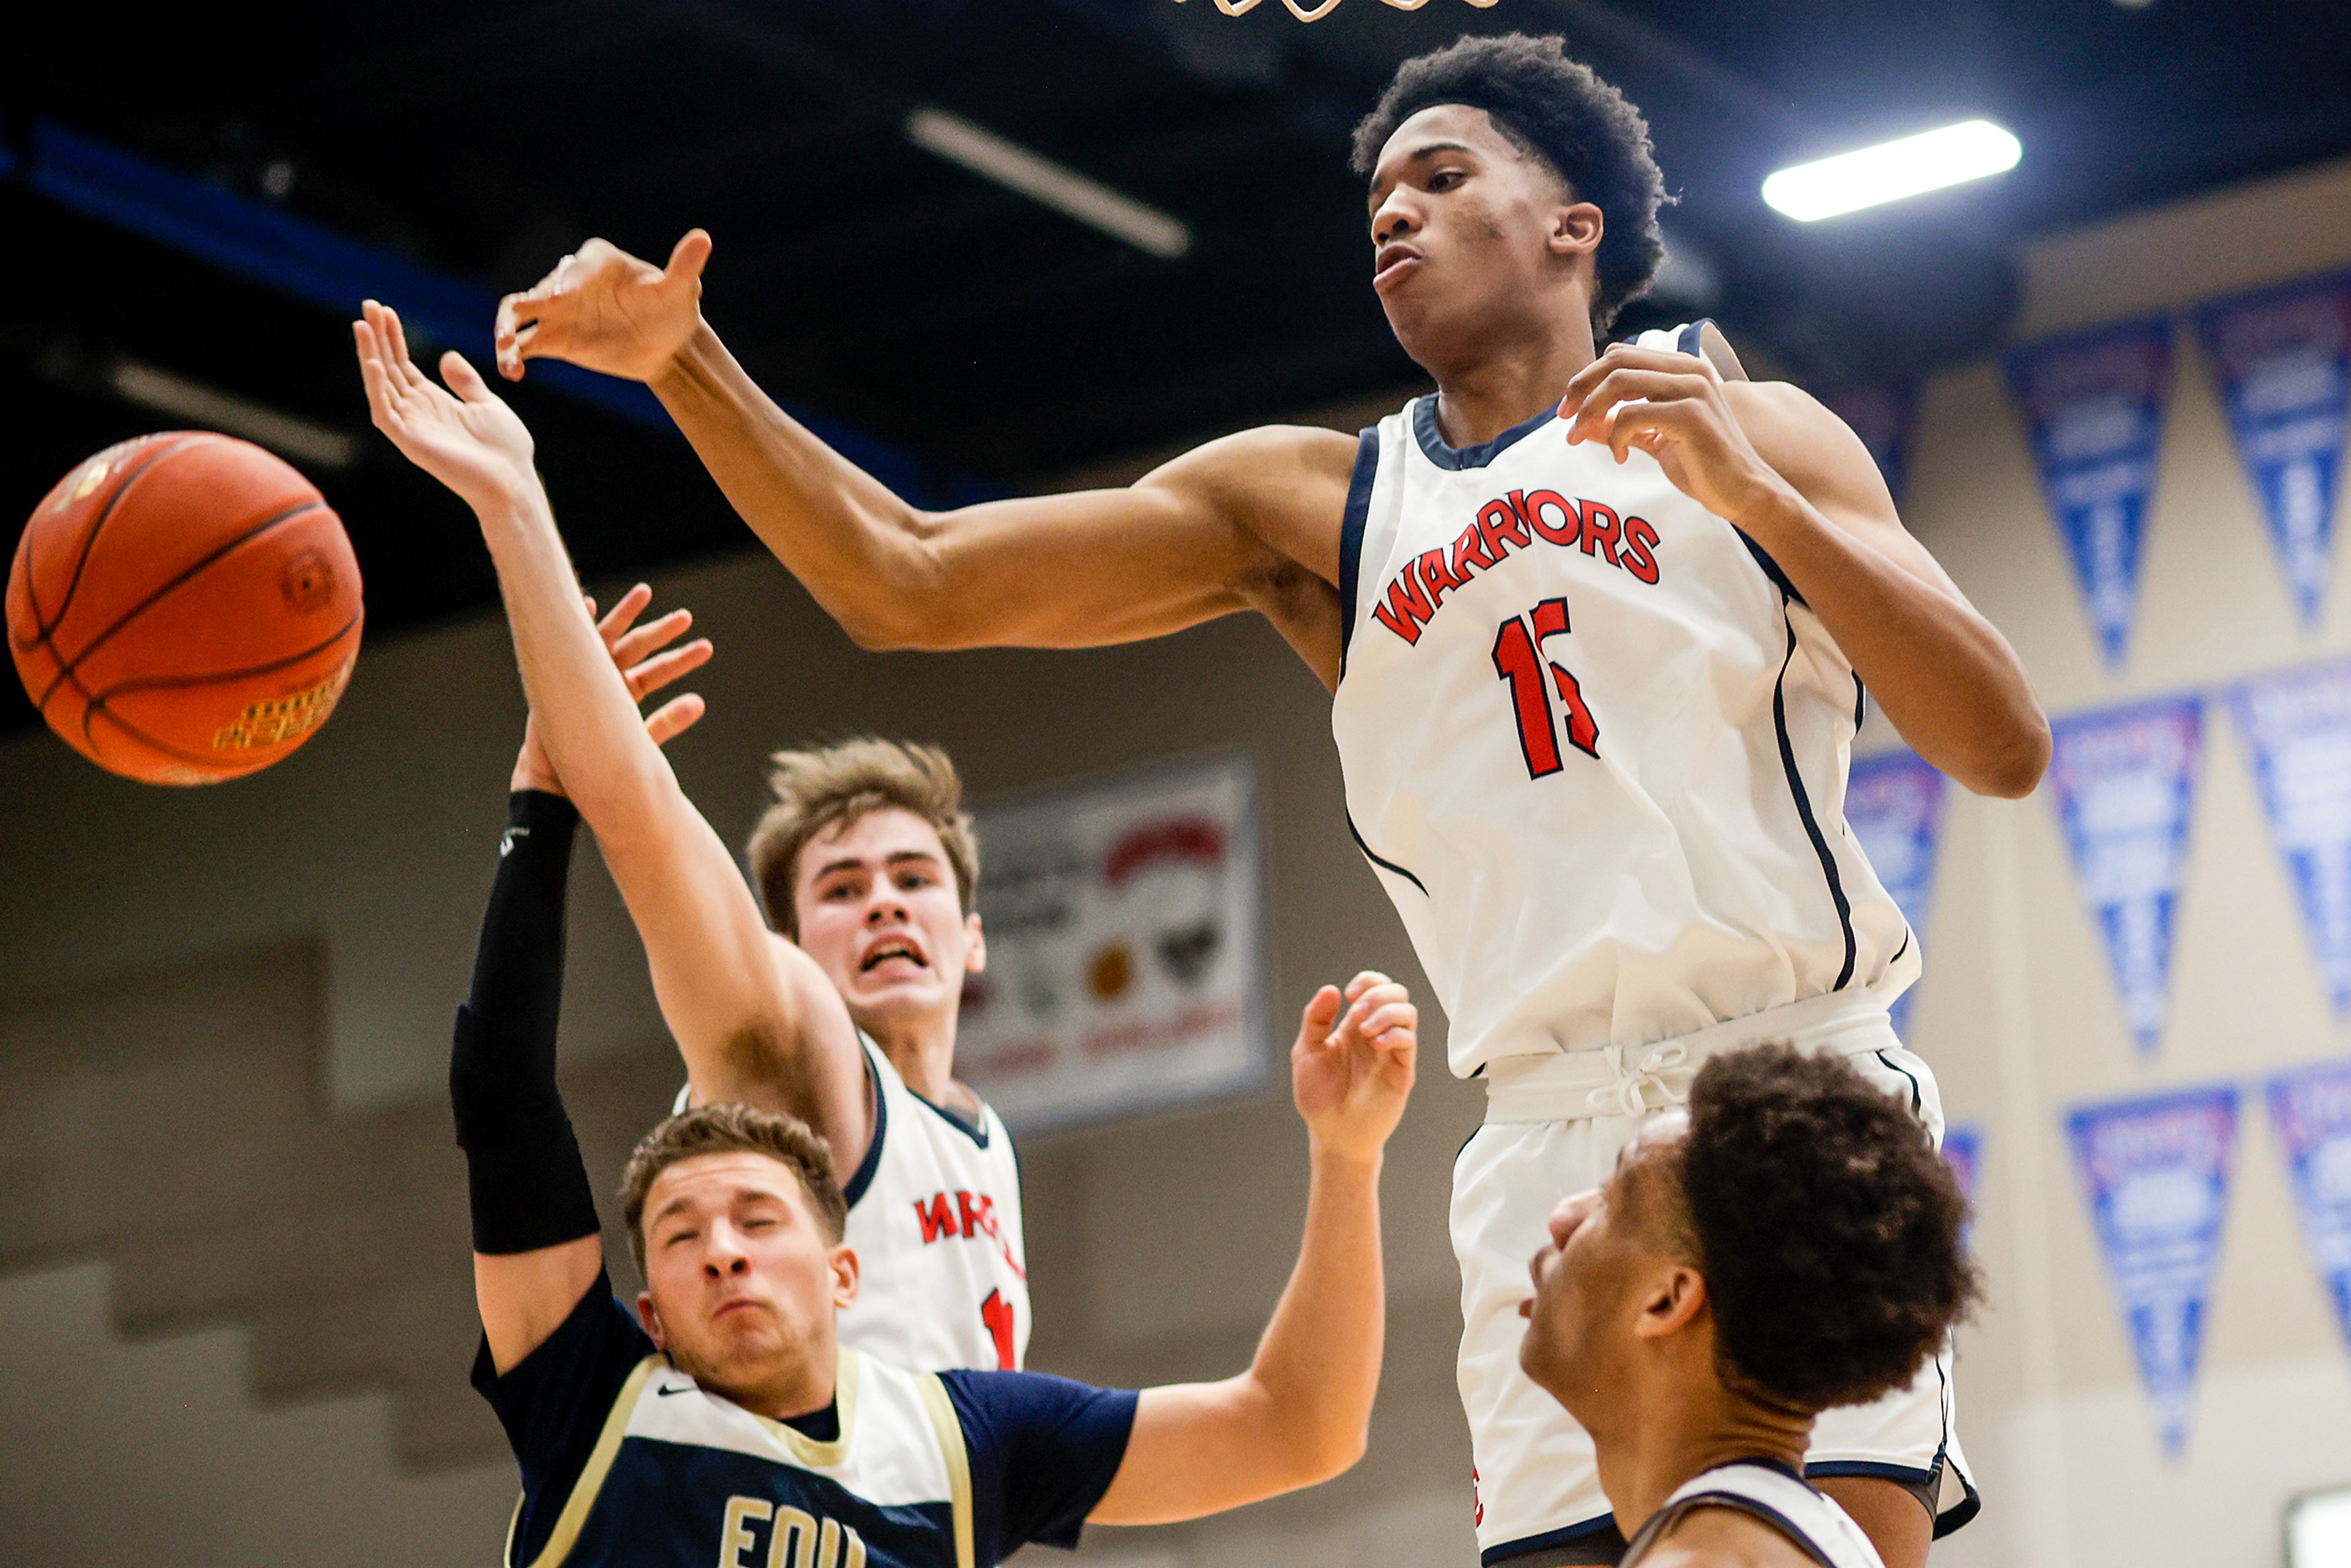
1762,120,2021,222
109,359,357,470
905,107,1192,260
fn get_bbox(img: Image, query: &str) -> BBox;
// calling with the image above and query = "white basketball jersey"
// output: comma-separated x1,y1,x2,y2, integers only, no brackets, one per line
1331,323,1919,1078
672,1033,1029,1372
837,1036,1031,1373
1621,1461,1884,1568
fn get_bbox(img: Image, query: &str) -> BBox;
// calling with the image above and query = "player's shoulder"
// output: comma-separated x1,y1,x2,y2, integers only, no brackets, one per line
1721,379,1890,508
1149,422,1361,502
1639,1499,1840,1568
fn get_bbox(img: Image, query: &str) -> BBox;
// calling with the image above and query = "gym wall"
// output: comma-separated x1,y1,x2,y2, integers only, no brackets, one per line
4,154,2350,1568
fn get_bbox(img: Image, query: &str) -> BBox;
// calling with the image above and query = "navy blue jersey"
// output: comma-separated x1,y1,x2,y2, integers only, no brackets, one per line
473,1274,1136,1568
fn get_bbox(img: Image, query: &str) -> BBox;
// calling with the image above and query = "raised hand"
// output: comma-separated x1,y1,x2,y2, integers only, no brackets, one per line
1292,970,1418,1163
1554,343,1794,528
494,232,713,384
512,585,716,795
354,299,537,513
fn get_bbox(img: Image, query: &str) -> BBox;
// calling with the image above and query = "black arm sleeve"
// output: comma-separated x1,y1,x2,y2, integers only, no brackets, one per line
451,789,603,1256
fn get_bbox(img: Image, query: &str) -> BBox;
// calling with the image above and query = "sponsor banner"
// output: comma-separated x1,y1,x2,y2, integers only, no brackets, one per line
1844,748,1948,1037
954,754,1269,1135
2266,1059,2351,1357
2195,274,2351,626
2048,696,2205,1054
2066,1085,2241,1458
2229,658,2351,1015
1827,382,1920,505
2006,319,2174,667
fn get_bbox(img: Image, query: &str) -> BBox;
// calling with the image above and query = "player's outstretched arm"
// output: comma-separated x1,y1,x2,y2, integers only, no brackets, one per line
354,302,871,1169
1558,343,2051,798
491,235,1355,683
1087,974,1417,1525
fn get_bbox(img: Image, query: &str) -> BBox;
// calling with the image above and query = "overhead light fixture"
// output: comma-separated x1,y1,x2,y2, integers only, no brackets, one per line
905,107,1193,260
1762,119,2021,222
108,359,358,470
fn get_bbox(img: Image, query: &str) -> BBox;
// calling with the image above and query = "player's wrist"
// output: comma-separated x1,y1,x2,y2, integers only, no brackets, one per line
1723,476,1807,546
648,318,720,398
1306,1132,1386,1176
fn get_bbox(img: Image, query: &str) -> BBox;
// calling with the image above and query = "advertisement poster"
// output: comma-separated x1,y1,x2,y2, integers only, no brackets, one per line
2229,658,2351,1015
1845,747,1948,1038
1828,381,1919,505
2006,319,2174,667
2067,1085,2241,1458
2195,273,2351,625
953,753,1269,1135
2266,1059,2351,1357
2047,696,2205,1054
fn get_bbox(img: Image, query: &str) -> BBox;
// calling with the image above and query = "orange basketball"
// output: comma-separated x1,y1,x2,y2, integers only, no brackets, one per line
6,432,364,785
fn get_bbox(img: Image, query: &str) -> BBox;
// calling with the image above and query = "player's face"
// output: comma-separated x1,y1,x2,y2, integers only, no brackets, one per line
1365,105,1602,374
1517,1114,1689,1425
636,1153,858,1394
793,808,986,1032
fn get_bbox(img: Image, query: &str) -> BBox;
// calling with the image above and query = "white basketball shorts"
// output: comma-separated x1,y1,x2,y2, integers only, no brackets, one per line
1452,991,1979,1562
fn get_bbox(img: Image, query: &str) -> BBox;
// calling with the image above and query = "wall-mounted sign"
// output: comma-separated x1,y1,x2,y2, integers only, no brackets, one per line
954,753,1269,1135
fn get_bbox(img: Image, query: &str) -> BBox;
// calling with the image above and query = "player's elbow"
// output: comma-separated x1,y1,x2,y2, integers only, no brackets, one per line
1280,1419,1370,1492
1967,711,2051,799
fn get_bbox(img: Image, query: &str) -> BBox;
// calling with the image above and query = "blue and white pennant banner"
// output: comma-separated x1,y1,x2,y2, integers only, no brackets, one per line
2195,274,2351,627
2047,696,2204,1055
2267,1059,2351,1361
2229,658,2351,1016
2067,1085,2240,1459
1843,748,1947,1038
2007,320,2174,668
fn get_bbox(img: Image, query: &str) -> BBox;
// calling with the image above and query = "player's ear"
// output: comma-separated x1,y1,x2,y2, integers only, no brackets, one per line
1550,200,1603,260
961,911,986,975
636,1291,668,1351
830,1243,860,1310
1633,1264,1708,1340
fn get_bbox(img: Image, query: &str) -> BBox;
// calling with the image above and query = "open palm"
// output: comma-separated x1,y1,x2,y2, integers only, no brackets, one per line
354,299,537,512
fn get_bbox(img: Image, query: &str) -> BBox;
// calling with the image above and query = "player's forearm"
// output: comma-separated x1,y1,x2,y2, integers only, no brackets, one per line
471,483,681,841
1738,491,2049,798
650,325,944,650
1242,1143,1384,1485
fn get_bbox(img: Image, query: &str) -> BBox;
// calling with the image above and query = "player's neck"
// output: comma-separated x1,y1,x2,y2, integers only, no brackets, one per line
1598,1375,1813,1538
1427,315,1597,448
869,1009,970,1112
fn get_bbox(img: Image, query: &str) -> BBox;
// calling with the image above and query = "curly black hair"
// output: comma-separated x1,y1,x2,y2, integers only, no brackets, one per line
1671,1045,1980,1414
1349,34,1669,332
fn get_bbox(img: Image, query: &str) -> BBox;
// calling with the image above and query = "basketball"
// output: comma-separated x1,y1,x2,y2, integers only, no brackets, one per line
6,431,363,785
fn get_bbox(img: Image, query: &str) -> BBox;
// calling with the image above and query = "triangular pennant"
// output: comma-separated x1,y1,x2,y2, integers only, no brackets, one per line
2227,658,2351,1015
2267,1060,2351,1360
1826,382,1920,505
2194,274,2351,626
2047,696,2205,1054
2066,1085,2240,1458
1943,1122,1985,1251
1844,747,1948,1038
2006,320,2174,668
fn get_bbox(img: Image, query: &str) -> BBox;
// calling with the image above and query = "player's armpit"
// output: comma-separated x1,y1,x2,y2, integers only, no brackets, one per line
474,1237,603,1376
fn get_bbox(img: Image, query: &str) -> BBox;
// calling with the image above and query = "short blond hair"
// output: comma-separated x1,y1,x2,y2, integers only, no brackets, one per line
746,738,979,939
620,1102,848,1275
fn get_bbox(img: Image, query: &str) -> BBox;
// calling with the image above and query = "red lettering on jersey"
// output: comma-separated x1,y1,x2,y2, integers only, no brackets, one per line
1450,522,1497,580
1522,489,1581,545
1477,497,1529,559
915,1193,957,1244
1371,570,1435,644
1417,549,1458,610
1621,516,1661,584
957,1190,986,1239
1579,501,1623,566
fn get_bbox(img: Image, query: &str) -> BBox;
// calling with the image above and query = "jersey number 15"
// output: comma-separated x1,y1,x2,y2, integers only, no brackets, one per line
1491,597,1600,778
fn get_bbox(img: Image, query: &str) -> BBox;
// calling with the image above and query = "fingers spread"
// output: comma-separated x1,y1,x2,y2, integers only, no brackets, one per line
598,583,657,642
612,608,694,667
644,692,707,746
623,639,714,699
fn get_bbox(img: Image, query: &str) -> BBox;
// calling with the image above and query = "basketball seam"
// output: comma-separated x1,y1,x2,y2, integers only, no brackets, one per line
35,499,329,714
13,435,209,653
84,612,361,704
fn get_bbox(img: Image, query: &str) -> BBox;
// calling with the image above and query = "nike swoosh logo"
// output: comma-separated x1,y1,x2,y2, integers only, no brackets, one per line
654,1383,697,1397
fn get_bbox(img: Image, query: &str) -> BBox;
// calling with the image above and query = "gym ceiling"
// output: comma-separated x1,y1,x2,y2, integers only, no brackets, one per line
5,0,2350,738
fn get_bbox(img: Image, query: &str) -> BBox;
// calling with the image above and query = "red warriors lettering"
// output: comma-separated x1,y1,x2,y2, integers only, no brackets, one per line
912,1189,1027,1279
1371,490,1663,645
